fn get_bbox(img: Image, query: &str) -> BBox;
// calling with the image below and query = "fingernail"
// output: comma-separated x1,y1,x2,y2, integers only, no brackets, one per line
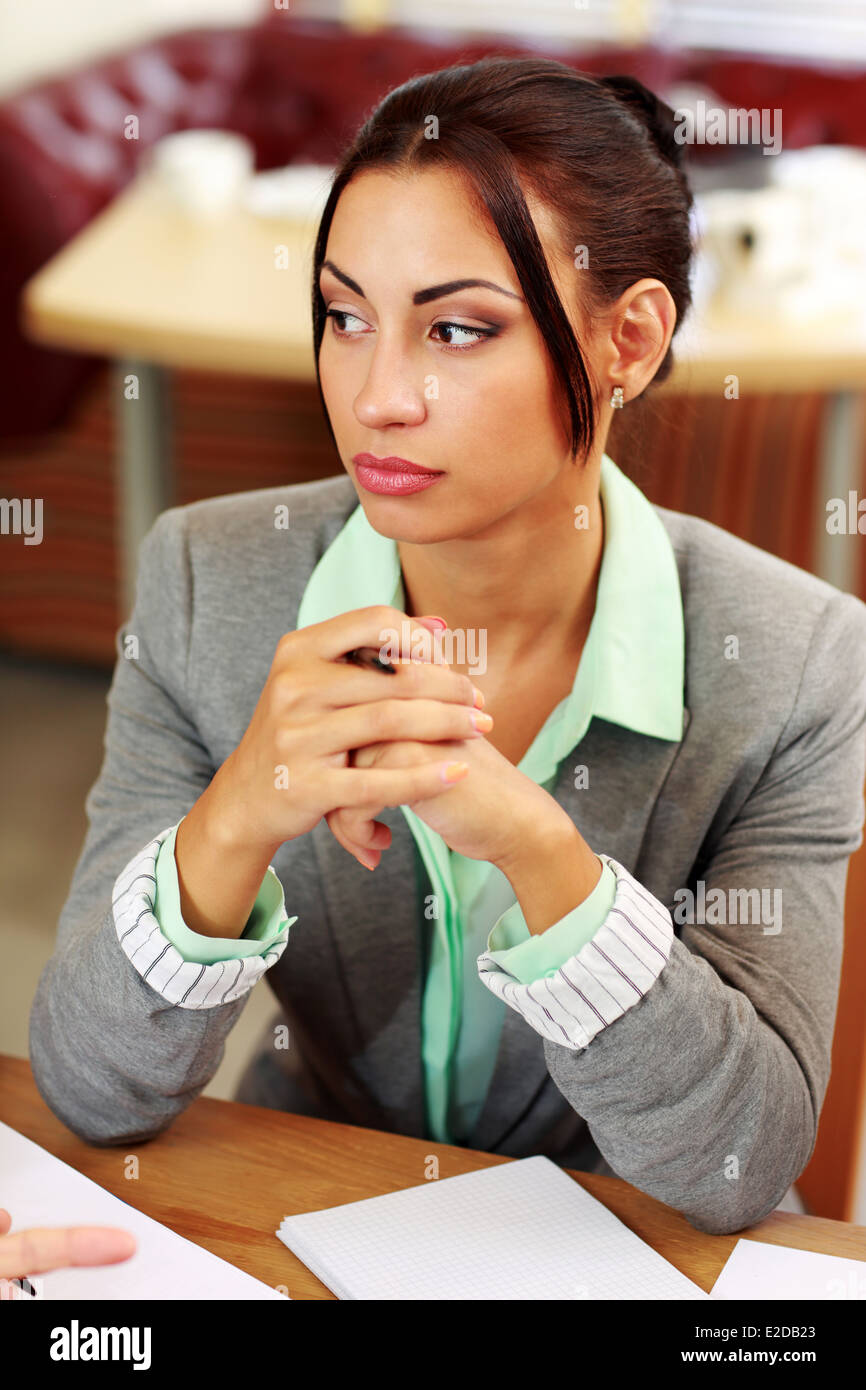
441,761,470,783
470,710,494,731
418,616,447,632
472,686,485,709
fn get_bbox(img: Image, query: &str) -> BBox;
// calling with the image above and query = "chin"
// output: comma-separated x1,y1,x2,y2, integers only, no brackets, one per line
354,493,452,536
362,501,506,548
360,507,460,544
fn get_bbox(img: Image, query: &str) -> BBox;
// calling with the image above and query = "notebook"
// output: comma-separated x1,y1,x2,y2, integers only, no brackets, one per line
275,1154,709,1300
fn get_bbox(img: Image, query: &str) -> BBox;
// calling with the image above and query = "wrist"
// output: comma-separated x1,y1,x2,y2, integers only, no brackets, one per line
174,788,277,941
495,803,577,880
200,759,281,867
497,813,602,937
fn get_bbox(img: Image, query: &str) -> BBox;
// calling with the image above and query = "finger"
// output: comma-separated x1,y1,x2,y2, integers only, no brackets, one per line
366,820,392,849
296,606,448,668
0,1210,11,1236
325,811,383,871
327,803,393,848
332,807,393,850
0,1225,137,1279
320,654,482,718
325,806,387,869
325,757,470,811
311,696,489,758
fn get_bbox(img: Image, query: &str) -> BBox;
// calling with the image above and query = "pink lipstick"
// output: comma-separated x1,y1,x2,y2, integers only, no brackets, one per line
353,453,445,496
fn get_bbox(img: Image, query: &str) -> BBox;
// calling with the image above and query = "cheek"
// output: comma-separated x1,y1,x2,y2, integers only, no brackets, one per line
318,337,366,423
451,356,566,481
318,346,346,420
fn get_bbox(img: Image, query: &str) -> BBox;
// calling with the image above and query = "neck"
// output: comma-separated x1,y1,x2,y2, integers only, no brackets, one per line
397,456,605,669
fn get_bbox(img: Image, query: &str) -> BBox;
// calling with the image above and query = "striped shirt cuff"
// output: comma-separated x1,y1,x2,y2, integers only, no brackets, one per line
112,827,292,1010
476,854,673,1050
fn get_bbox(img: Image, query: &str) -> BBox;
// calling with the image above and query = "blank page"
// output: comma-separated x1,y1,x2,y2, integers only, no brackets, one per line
710,1238,866,1299
276,1155,709,1300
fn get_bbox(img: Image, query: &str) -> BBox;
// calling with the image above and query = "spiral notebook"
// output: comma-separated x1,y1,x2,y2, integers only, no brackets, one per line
275,1155,709,1300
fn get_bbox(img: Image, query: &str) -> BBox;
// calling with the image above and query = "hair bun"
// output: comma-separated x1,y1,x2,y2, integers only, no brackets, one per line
600,73,685,170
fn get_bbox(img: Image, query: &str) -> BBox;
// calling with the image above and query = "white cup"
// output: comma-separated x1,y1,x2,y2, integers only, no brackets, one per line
148,129,254,219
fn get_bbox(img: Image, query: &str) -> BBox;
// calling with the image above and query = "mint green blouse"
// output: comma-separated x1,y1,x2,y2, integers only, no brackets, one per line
151,452,685,1145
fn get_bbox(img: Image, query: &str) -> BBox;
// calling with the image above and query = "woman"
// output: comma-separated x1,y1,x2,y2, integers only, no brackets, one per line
31,58,866,1236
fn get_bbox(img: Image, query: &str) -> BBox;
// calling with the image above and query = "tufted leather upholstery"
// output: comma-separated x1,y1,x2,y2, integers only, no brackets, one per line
0,30,258,436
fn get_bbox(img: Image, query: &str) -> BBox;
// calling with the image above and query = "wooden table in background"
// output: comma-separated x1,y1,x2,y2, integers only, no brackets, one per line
2,1055,864,1300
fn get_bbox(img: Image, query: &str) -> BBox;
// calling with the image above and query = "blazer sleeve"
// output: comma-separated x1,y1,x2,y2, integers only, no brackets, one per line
29,507,287,1146
489,589,866,1235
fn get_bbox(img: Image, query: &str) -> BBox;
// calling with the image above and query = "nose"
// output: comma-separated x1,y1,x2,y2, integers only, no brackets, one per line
353,334,428,430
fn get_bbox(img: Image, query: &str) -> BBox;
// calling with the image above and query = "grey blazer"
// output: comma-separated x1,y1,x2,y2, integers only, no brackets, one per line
29,472,866,1235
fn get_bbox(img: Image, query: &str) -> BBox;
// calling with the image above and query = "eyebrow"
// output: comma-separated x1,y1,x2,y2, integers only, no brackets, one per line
320,259,524,305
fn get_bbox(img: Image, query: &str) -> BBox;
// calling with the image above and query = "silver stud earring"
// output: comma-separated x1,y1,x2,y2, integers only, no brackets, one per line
610,385,624,409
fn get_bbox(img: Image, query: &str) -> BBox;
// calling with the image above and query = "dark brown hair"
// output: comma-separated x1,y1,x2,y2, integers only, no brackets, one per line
311,55,694,465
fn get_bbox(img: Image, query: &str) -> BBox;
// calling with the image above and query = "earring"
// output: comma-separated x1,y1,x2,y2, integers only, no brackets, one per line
610,385,624,409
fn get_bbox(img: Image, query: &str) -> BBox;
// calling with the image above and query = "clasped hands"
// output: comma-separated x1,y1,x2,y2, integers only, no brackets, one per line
325,644,566,875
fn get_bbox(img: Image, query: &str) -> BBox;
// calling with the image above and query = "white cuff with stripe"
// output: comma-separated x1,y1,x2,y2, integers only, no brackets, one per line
112,827,289,1010
476,854,674,1050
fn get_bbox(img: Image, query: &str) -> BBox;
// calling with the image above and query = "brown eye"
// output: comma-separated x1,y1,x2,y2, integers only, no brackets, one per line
325,309,368,336
431,322,497,350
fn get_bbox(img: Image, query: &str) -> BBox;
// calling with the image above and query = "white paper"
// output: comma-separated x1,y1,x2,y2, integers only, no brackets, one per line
276,1154,709,1300
710,1238,866,1300
0,1121,287,1299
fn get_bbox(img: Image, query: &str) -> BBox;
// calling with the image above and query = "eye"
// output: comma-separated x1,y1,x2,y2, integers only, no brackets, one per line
324,308,497,352
325,308,370,337
430,322,497,351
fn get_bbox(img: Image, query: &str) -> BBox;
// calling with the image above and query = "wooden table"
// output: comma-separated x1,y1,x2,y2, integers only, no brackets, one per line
21,171,866,609
2,1054,864,1300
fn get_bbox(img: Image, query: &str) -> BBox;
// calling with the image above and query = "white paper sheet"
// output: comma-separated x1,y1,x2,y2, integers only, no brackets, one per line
276,1154,710,1300
0,1121,287,1299
710,1238,866,1300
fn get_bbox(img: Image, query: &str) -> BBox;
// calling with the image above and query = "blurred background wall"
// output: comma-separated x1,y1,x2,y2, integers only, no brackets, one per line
0,0,263,97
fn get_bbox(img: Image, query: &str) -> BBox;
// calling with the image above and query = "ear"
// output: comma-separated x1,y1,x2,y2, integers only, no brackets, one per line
606,277,677,397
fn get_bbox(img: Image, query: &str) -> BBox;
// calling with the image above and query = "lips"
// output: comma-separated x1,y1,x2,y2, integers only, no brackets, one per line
353,453,443,475
352,453,446,497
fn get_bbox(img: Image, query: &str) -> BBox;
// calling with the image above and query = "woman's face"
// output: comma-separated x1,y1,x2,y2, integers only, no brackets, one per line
317,165,599,543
